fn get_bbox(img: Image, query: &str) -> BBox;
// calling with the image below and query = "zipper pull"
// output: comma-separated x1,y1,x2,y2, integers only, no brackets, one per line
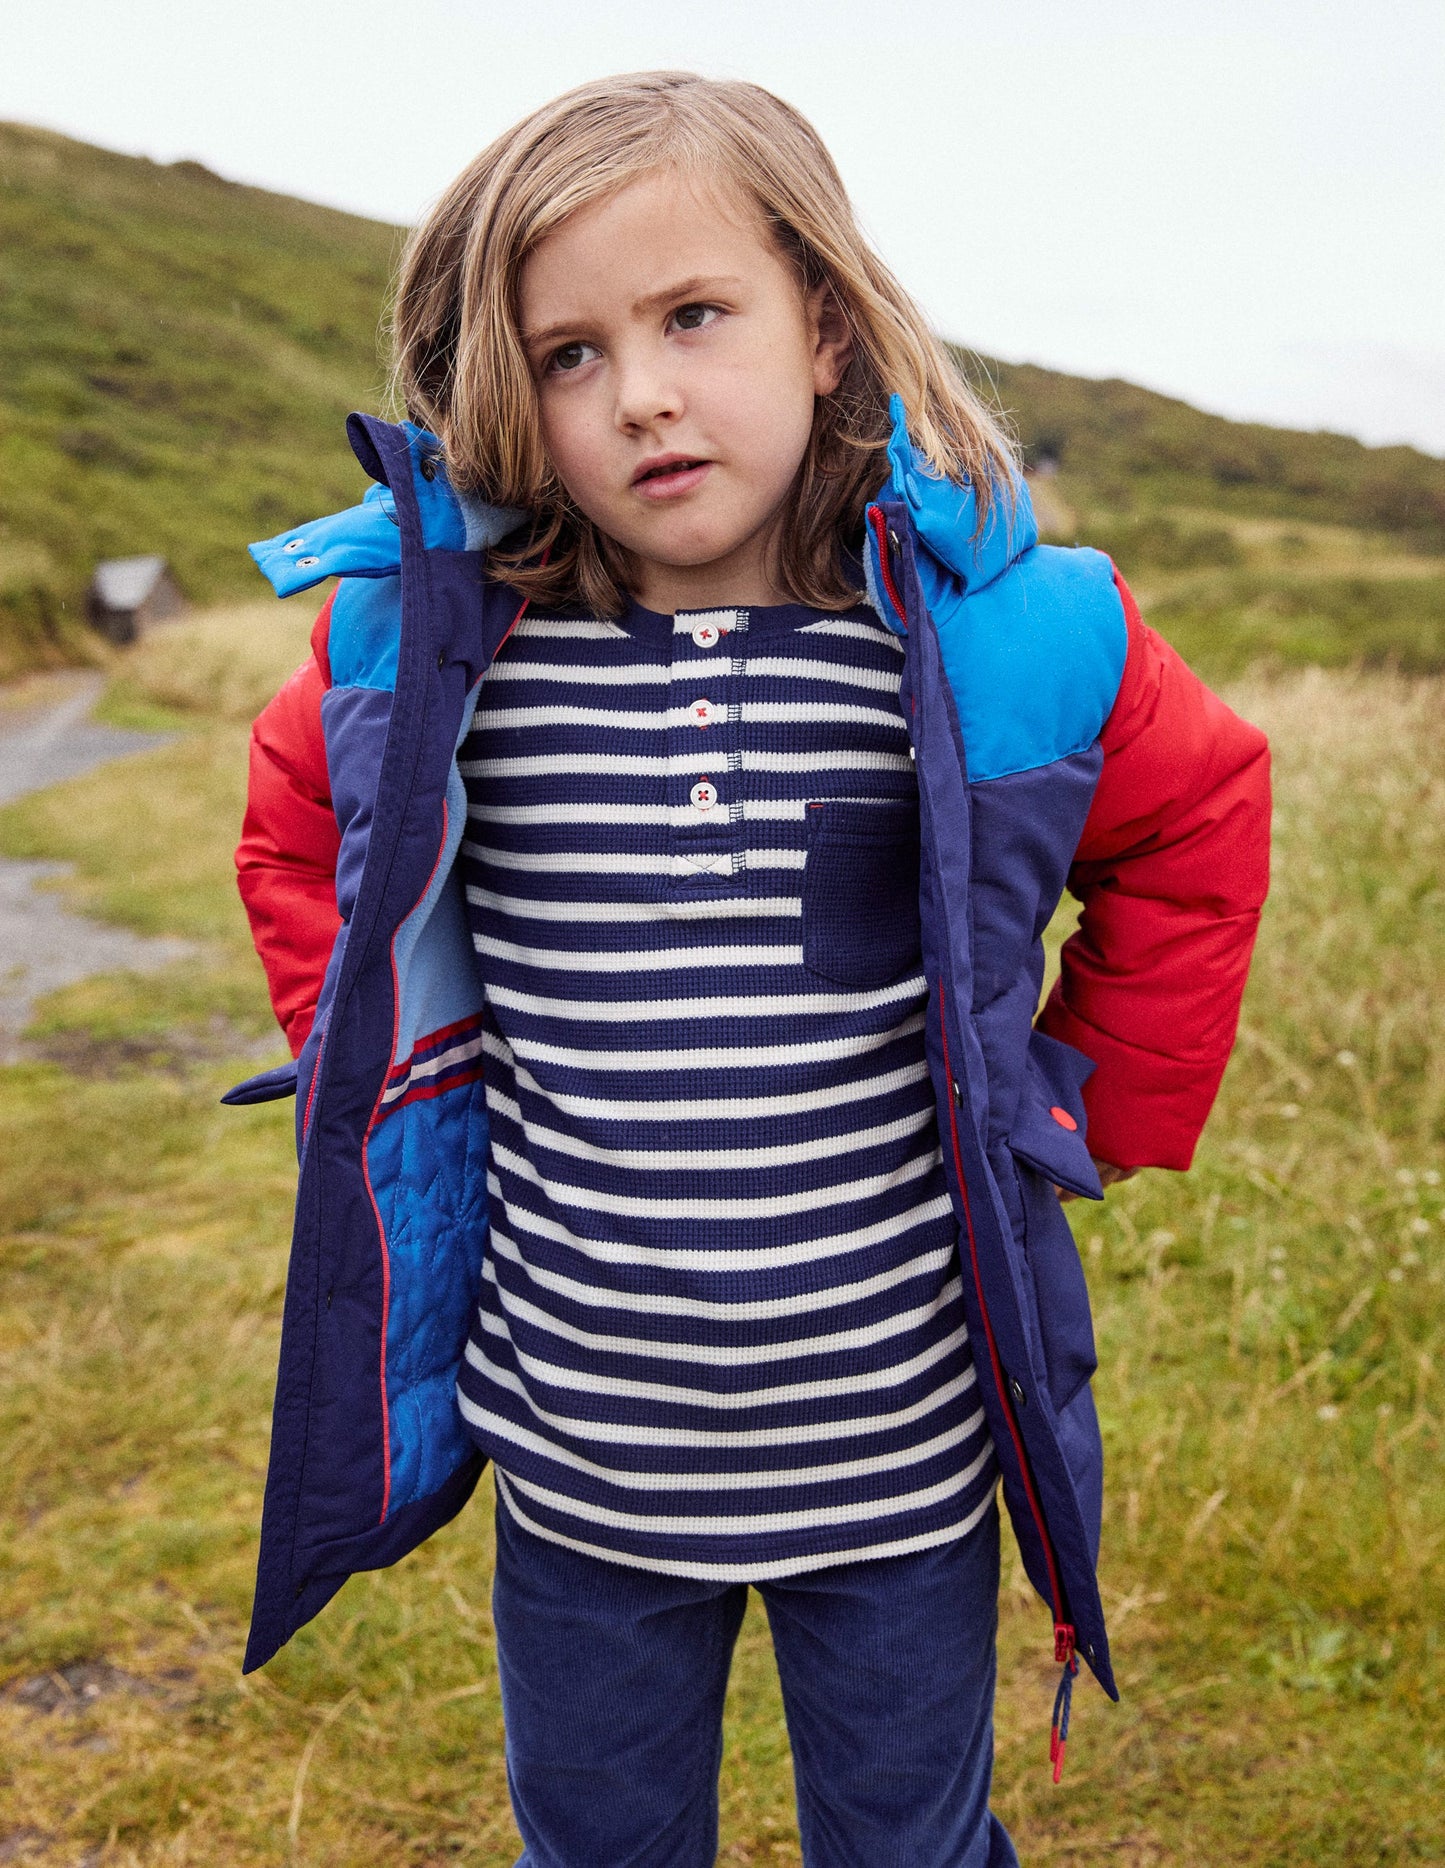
1049,1623,1078,1783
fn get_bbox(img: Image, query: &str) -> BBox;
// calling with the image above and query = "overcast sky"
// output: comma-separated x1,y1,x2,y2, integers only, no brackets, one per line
7,0,1443,453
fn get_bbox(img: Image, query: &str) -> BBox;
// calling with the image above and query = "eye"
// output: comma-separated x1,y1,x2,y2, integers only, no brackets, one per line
545,340,601,375
669,303,722,334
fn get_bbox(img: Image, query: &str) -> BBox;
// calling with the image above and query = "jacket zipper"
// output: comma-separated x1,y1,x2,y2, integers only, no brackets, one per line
888,487,1082,1775
301,1016,329,1141
867,505,907,623
937,982,1079,1779
493,589,534,660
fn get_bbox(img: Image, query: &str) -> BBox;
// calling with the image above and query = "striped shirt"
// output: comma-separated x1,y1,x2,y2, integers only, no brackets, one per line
455,596,996,1578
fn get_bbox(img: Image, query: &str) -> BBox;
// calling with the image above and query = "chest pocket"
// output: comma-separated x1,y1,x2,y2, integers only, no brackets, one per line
801,797,922,989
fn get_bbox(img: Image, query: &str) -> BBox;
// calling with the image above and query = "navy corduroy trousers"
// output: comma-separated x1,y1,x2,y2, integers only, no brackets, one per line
491,1491,1019,1867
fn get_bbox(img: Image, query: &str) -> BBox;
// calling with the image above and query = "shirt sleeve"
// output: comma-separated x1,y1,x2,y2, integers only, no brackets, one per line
1035,572,1272,1170
234,595,340,1056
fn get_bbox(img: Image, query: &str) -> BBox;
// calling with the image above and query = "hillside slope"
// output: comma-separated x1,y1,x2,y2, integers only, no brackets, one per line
976,355,1445,543
1,119,1441,678
0,122,395,672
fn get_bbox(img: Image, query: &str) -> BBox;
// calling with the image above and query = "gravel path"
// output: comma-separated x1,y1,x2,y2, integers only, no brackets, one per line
0,674,191,1060
0,672,175,804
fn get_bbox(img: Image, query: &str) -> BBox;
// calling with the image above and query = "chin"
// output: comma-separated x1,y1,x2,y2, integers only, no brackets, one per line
660,515,765,556
636,531,744,570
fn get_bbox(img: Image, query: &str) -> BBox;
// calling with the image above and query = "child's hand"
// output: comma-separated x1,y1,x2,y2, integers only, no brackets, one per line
1056,1162,1138,1203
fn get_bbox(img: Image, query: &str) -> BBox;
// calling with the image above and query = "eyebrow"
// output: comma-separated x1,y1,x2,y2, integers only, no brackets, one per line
522,275,746,351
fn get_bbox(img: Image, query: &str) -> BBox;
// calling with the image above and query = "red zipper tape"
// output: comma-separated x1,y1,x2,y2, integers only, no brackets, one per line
866,505,907,623
937,983,1078,1778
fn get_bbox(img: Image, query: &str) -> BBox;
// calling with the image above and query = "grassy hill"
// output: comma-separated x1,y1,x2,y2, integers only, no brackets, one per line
0,122,395,675
1,118,1441,680
977,354,1445,544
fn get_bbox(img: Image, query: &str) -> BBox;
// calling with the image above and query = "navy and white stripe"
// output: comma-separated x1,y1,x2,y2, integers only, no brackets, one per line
456,597,995,1577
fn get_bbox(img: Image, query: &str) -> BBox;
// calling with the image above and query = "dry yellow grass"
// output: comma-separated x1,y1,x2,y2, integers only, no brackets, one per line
0,647,1441,1863
98,593,323,731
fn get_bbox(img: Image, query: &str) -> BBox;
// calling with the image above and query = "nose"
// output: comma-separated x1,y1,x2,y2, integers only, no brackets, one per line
611,337,682,433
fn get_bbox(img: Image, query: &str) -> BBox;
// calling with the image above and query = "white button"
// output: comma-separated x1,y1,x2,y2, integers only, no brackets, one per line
690,779,719,812
282,538,307,554
688,697,718,728
691,620,722,649
297,556,320,568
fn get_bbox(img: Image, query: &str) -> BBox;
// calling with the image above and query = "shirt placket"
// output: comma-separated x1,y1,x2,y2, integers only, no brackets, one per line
666,607,746,895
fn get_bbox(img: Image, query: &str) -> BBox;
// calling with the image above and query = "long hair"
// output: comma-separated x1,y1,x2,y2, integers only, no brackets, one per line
390,71,1018,614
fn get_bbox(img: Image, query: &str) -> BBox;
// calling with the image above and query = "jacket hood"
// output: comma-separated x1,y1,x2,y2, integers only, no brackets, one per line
861,395,1038,634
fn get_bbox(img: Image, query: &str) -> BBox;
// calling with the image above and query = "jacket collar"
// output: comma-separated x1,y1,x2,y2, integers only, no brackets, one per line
249,419,524,599
249,399,1037,620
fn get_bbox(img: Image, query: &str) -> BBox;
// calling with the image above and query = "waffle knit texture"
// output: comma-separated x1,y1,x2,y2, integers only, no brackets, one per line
455,597,997,1576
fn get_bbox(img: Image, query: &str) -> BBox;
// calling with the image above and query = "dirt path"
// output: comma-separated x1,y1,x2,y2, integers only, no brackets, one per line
0,673,192,1060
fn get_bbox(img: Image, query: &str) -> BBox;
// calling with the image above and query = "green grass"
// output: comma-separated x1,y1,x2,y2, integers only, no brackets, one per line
0,608,1442,1862
0,122,387,675
1137,568,1445,679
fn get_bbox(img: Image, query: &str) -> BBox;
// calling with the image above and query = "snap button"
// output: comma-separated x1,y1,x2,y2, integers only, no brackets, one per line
282,538,306,553
689,778,719,812
1010,1378,1027,1407
419,454,438,482
1049,1106,1078,1131
691,619,722,649
689,697,717,728
296,556,320,568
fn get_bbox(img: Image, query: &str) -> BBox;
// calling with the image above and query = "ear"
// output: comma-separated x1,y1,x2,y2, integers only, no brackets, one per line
807,283,853,397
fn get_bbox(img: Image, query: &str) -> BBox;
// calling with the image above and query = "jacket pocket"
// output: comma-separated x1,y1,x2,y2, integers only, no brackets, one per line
1009,1030,1101,1413
801,797,922,989
1011,1030,1103,1201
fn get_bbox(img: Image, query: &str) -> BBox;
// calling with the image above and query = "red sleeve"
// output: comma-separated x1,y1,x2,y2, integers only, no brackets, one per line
1035,573,1271,1170
235,596,340,1056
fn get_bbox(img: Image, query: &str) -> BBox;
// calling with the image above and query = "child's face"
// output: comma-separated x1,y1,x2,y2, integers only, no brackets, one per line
519,169,851,612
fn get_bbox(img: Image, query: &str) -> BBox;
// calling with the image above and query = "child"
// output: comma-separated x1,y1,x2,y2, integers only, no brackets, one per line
231,71,1270,1866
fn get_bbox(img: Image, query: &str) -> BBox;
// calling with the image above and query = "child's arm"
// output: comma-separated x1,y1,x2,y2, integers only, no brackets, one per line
1035,574,1271,1172
235,595,341,1057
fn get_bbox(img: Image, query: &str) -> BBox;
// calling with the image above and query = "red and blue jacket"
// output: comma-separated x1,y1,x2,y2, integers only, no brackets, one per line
230,400,1270,1728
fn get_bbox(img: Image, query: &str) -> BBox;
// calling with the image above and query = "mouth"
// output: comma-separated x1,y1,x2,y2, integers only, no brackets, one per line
631,455,713,499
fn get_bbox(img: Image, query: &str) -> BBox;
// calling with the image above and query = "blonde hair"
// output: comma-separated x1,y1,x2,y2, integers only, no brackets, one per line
391,71,1017,614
